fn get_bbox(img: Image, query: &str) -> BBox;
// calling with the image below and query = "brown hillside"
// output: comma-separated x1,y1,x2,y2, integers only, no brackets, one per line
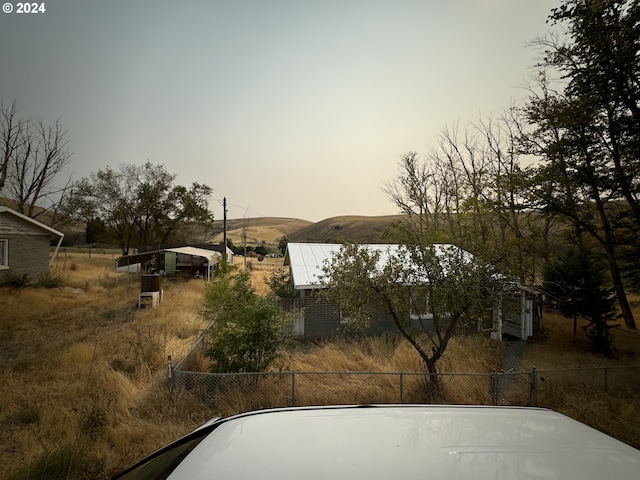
288,215,405,243
208,215,406,247
209,217,312,247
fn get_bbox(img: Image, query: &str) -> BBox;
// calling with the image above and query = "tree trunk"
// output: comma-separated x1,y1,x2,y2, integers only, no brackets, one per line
424,359,441,402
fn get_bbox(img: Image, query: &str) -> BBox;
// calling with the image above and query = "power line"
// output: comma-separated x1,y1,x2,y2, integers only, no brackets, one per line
213,198,267,218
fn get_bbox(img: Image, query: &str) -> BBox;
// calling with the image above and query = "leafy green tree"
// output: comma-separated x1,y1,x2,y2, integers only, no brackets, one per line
203,272,290,373
65,162,214,254
321,234,502,399
523,0,640,329
543,246,618,357
85,217,108,244
267,268,297,298
277,236,288,256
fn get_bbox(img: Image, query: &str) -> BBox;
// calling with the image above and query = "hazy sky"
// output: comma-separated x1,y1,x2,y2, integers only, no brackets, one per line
1,0,559,222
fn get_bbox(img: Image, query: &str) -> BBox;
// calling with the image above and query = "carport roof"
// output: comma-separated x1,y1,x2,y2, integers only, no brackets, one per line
116,246,221,268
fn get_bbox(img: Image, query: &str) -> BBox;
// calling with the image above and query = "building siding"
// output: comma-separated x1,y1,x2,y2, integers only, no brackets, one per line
0,233,51,281
300,290,406,339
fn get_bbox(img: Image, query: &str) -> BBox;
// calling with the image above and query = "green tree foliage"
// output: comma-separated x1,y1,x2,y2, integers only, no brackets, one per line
321,235,502,398
543,246,618,357
267,269,297,298
203,272,290,373
523,0,639,328
278,236,288,256
65,162,214,254
84,217,108,245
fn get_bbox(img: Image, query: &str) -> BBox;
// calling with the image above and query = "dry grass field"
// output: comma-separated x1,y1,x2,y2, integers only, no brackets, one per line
1,251,639,478
0,252,214,479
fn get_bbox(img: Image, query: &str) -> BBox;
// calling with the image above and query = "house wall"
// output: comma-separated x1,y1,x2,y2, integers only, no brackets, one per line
301,290,404,338
0,233,50,281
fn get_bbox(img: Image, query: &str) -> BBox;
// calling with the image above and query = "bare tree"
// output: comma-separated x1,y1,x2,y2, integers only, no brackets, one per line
0,100,25,192
0,100,72,223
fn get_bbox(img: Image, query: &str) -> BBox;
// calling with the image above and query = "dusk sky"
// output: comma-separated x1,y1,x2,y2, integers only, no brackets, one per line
1,0,559,222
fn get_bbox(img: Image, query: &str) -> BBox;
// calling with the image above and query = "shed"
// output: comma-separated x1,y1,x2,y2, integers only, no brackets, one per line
0,206,64,282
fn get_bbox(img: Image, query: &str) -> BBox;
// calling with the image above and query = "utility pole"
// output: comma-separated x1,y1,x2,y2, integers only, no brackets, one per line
223,197,227,261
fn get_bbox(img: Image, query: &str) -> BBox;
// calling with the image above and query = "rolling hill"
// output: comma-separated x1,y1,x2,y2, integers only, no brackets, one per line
209,215,405,248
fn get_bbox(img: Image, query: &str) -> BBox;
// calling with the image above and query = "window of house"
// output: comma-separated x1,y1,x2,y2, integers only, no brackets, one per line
339,308,352,324
409,289,433,321
0,239,8,268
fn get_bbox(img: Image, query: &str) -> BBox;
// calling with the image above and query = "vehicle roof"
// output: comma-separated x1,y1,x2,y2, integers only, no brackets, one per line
167,405,639,480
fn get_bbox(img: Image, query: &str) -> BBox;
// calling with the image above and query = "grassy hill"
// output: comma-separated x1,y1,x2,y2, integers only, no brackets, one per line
288,215,405,244
208,217,312,249
208,215,406,248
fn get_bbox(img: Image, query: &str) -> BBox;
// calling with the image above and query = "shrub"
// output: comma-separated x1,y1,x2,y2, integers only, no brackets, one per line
0,272,30,287
203,271,290,373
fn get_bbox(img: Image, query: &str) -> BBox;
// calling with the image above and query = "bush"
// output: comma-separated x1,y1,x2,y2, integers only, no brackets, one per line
203,271,290,373
0,272,30,287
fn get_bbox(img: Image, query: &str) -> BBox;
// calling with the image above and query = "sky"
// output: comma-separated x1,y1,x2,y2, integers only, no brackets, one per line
0,0,560,222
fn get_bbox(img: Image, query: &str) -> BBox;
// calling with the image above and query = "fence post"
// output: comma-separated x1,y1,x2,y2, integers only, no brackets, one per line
291,373,296,406
490,369,499,406
604,367,608,394
167,355,173,391
528,367,537,406
399,373,404,403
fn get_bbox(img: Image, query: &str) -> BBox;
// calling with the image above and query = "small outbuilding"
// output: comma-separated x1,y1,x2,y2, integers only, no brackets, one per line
0,206,64,282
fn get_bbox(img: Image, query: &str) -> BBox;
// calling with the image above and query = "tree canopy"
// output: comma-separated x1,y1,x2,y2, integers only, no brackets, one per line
321,236,502,398
65,162,214,254
523,0,640,328
0,99,72,224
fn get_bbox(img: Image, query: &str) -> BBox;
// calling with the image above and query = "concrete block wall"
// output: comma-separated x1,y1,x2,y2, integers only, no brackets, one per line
0,233,51,281
302,290,403,338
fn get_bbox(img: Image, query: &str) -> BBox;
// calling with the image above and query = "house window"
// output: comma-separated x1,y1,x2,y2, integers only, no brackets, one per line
409,289,433,321
339,308,352,324
0,239,7,269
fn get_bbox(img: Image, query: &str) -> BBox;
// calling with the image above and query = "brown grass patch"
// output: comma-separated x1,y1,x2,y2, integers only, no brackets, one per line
0,252,212,479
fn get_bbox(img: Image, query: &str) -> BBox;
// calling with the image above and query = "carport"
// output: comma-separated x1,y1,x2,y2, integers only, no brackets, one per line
115,246,222,281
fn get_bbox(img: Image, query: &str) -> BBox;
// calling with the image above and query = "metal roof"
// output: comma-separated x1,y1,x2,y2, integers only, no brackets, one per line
115,247,222,269
165,247,222,262
283,243,343,290
284,243,468,290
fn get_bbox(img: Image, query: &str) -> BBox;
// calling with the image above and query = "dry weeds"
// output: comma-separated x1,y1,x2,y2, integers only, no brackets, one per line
1,253,639,478
0,252,213,479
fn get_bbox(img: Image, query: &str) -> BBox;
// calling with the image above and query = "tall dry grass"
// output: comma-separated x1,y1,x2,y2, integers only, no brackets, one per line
0,252,213,479
2,253,639,478
518,304,640,448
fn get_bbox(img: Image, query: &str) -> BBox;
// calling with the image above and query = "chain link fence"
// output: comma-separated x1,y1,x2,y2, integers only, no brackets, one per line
169,353,640,414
